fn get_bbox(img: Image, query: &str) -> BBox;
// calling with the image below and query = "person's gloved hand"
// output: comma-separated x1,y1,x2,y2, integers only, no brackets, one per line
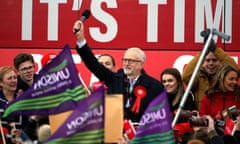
200,29,216,52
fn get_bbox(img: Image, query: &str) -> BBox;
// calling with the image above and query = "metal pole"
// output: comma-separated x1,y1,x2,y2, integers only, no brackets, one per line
172,28,230,127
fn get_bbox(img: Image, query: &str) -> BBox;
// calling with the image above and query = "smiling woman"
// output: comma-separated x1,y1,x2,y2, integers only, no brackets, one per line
0,66,17,103
0,66,24,143
199,65,240,118
160,68,196,113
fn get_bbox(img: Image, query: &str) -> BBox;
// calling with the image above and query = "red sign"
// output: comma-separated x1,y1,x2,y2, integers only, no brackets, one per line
0,0,239,85
0,0,240,50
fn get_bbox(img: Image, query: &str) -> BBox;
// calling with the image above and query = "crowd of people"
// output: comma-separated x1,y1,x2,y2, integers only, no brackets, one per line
0,20,239,144
0,54,50,143
73,20,240,144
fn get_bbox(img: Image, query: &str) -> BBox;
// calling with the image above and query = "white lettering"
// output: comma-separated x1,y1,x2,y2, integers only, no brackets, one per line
66,105,103,130
22,0,33,40
173,55,193,74
40,0,67,41
174,0,185,42
195,0,232,43
139,108,166,125
89,0,118,42
20,1,233,44
67,112,88,130
72,0,83,10
34,67,70,89
139,0,167,42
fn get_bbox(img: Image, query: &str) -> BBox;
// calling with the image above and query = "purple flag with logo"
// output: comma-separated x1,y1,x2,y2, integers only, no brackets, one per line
131,90,175,144
44,85,105,144
3,44,87,118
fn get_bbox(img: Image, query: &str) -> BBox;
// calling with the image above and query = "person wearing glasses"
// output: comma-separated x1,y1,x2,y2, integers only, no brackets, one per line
73,20,164,123
13,53,47,142
13,53,37,95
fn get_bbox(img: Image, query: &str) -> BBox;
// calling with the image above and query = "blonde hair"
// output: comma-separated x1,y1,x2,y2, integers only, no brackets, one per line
0,66,16,82
206,65,240,102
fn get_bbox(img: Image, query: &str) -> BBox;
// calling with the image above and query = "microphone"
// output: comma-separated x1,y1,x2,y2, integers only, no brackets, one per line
74,9,91,34
80,9,91,22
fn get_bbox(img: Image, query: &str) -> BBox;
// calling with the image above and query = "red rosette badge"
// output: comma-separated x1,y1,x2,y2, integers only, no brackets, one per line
131,85,147,113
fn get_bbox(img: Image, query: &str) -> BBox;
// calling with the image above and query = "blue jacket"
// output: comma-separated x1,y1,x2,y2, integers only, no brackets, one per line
0,91,28,130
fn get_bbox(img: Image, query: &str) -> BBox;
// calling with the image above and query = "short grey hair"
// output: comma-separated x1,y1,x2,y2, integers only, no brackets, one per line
126,47,146,62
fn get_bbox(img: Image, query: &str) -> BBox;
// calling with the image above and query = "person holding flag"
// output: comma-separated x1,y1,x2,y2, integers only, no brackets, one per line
0,66,32,143
14,53,50,142
73,20,165,123
2,45,88,118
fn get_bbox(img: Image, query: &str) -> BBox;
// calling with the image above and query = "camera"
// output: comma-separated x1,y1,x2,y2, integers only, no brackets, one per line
189,117,209,127
214,119,225,127
177,110,198,123
227,105,239,121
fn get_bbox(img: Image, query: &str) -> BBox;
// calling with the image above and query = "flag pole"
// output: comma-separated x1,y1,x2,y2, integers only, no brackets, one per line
172,28,231,127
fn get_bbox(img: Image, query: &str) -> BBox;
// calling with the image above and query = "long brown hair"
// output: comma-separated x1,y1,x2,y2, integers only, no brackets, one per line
160,68,185,106
205,65,240,103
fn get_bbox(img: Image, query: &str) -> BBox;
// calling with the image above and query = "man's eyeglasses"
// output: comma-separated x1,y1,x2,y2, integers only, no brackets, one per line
122,58,142,64
19,65,34,73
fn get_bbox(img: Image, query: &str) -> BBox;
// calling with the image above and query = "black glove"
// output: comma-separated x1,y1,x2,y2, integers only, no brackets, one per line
200,29,216,52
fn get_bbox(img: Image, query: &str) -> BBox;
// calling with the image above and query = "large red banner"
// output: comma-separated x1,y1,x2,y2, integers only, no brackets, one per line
0,0,239,85
0,0,239,50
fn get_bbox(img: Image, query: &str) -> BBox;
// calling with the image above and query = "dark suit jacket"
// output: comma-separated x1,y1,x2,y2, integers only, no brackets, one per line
76,44,164,122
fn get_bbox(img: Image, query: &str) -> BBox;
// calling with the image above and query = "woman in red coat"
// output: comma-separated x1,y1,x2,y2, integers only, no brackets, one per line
199,65,240,119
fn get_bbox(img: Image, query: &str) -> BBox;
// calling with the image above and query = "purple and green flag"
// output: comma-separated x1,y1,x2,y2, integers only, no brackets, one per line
131,90,175,144
3,44,87,118
44,85,105,144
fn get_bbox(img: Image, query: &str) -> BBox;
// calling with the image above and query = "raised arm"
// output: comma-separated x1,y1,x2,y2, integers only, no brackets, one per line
72,20,115,84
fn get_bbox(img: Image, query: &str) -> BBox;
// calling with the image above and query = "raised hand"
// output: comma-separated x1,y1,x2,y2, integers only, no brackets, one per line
73,20,85,42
